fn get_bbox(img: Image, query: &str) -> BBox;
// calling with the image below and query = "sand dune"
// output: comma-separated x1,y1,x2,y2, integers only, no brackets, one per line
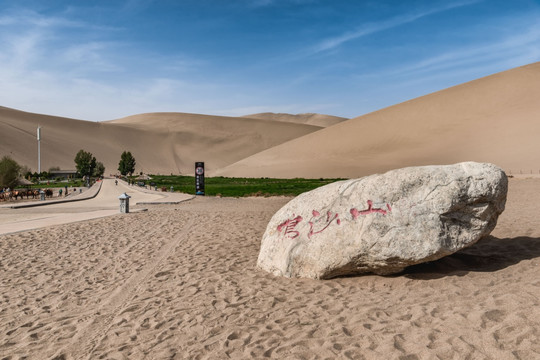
0,108,321,176
3,62,540,180
217,62,540,178
242,112,347,127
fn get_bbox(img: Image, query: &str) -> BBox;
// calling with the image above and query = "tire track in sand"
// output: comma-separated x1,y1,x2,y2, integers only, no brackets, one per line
50,215,196,360
2,215,172,338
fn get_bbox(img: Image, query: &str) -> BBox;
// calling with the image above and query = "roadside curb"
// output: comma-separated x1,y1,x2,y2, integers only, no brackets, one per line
117,179,195,205
136,198,195,205
7,181,102,209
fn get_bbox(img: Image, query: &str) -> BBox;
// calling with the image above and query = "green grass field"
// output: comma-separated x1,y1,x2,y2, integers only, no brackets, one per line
16,179,84,190
15,175,344,197
133,175,344,197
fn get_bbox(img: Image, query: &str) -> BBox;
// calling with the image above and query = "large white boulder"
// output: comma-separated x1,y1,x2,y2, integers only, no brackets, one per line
257,162,507,279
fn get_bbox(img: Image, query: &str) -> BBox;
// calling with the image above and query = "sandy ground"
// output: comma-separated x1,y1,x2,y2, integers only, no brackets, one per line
0,178,539,359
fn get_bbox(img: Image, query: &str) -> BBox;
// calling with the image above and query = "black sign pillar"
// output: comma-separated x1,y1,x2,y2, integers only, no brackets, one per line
195,162,205,195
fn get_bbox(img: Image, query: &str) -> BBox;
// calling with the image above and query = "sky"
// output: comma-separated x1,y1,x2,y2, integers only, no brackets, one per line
1,0,539,121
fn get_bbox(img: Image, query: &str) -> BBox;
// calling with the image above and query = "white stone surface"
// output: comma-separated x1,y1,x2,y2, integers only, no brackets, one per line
257,162,508,279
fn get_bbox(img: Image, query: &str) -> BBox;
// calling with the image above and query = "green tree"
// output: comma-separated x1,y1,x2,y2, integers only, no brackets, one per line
118,151,136,176
93,161,105,177
0,156,21,189
74,150,96,178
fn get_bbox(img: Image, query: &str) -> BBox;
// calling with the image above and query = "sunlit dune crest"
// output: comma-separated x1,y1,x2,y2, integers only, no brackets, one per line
242,112,348,127
0,109,321,175
216,62,540,178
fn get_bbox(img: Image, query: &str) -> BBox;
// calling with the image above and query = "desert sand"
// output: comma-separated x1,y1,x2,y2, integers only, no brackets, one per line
217,62,540,178
0,108,327,176
241,112,347,127
1,177,539,359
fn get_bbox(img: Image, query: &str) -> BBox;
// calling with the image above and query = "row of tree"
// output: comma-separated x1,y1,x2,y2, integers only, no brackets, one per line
73,150,136,177
0,150,137,188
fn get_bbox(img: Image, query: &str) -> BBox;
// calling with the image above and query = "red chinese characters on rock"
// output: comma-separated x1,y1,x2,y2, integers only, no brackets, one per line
350,200,392,219
277,215,303,240
276,200,391,241
308,210,341,239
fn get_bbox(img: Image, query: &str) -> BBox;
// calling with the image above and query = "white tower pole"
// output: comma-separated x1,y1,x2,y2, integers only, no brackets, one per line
37,126,41,174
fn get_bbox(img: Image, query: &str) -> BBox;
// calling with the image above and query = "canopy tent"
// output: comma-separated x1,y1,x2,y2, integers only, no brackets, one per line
17,178,34,186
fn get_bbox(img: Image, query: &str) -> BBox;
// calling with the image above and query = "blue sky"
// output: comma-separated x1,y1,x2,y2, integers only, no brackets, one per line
1,0,539,121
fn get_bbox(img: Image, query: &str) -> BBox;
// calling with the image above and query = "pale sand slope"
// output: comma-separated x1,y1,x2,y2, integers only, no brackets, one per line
0,108,321,176
1,178,539,359
242,112,348,127
107,112,323,175
217,62,540,178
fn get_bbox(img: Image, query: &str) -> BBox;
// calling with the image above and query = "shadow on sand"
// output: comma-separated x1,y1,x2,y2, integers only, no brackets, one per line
402,236,540,280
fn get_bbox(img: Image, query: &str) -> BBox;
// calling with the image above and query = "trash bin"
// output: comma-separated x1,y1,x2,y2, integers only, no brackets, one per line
118,193,131,213
40,190,45,201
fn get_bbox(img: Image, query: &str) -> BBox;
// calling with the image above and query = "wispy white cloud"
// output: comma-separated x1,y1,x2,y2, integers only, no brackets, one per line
341,13,540,117
309,0,482,55
1,0,538,122
379,21,540,81
0,8,121,78
61,41,125,73
0,5,210,120
0,8,87,29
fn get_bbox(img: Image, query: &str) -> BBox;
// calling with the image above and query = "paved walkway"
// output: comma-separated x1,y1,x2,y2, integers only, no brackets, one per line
0,179,194,236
